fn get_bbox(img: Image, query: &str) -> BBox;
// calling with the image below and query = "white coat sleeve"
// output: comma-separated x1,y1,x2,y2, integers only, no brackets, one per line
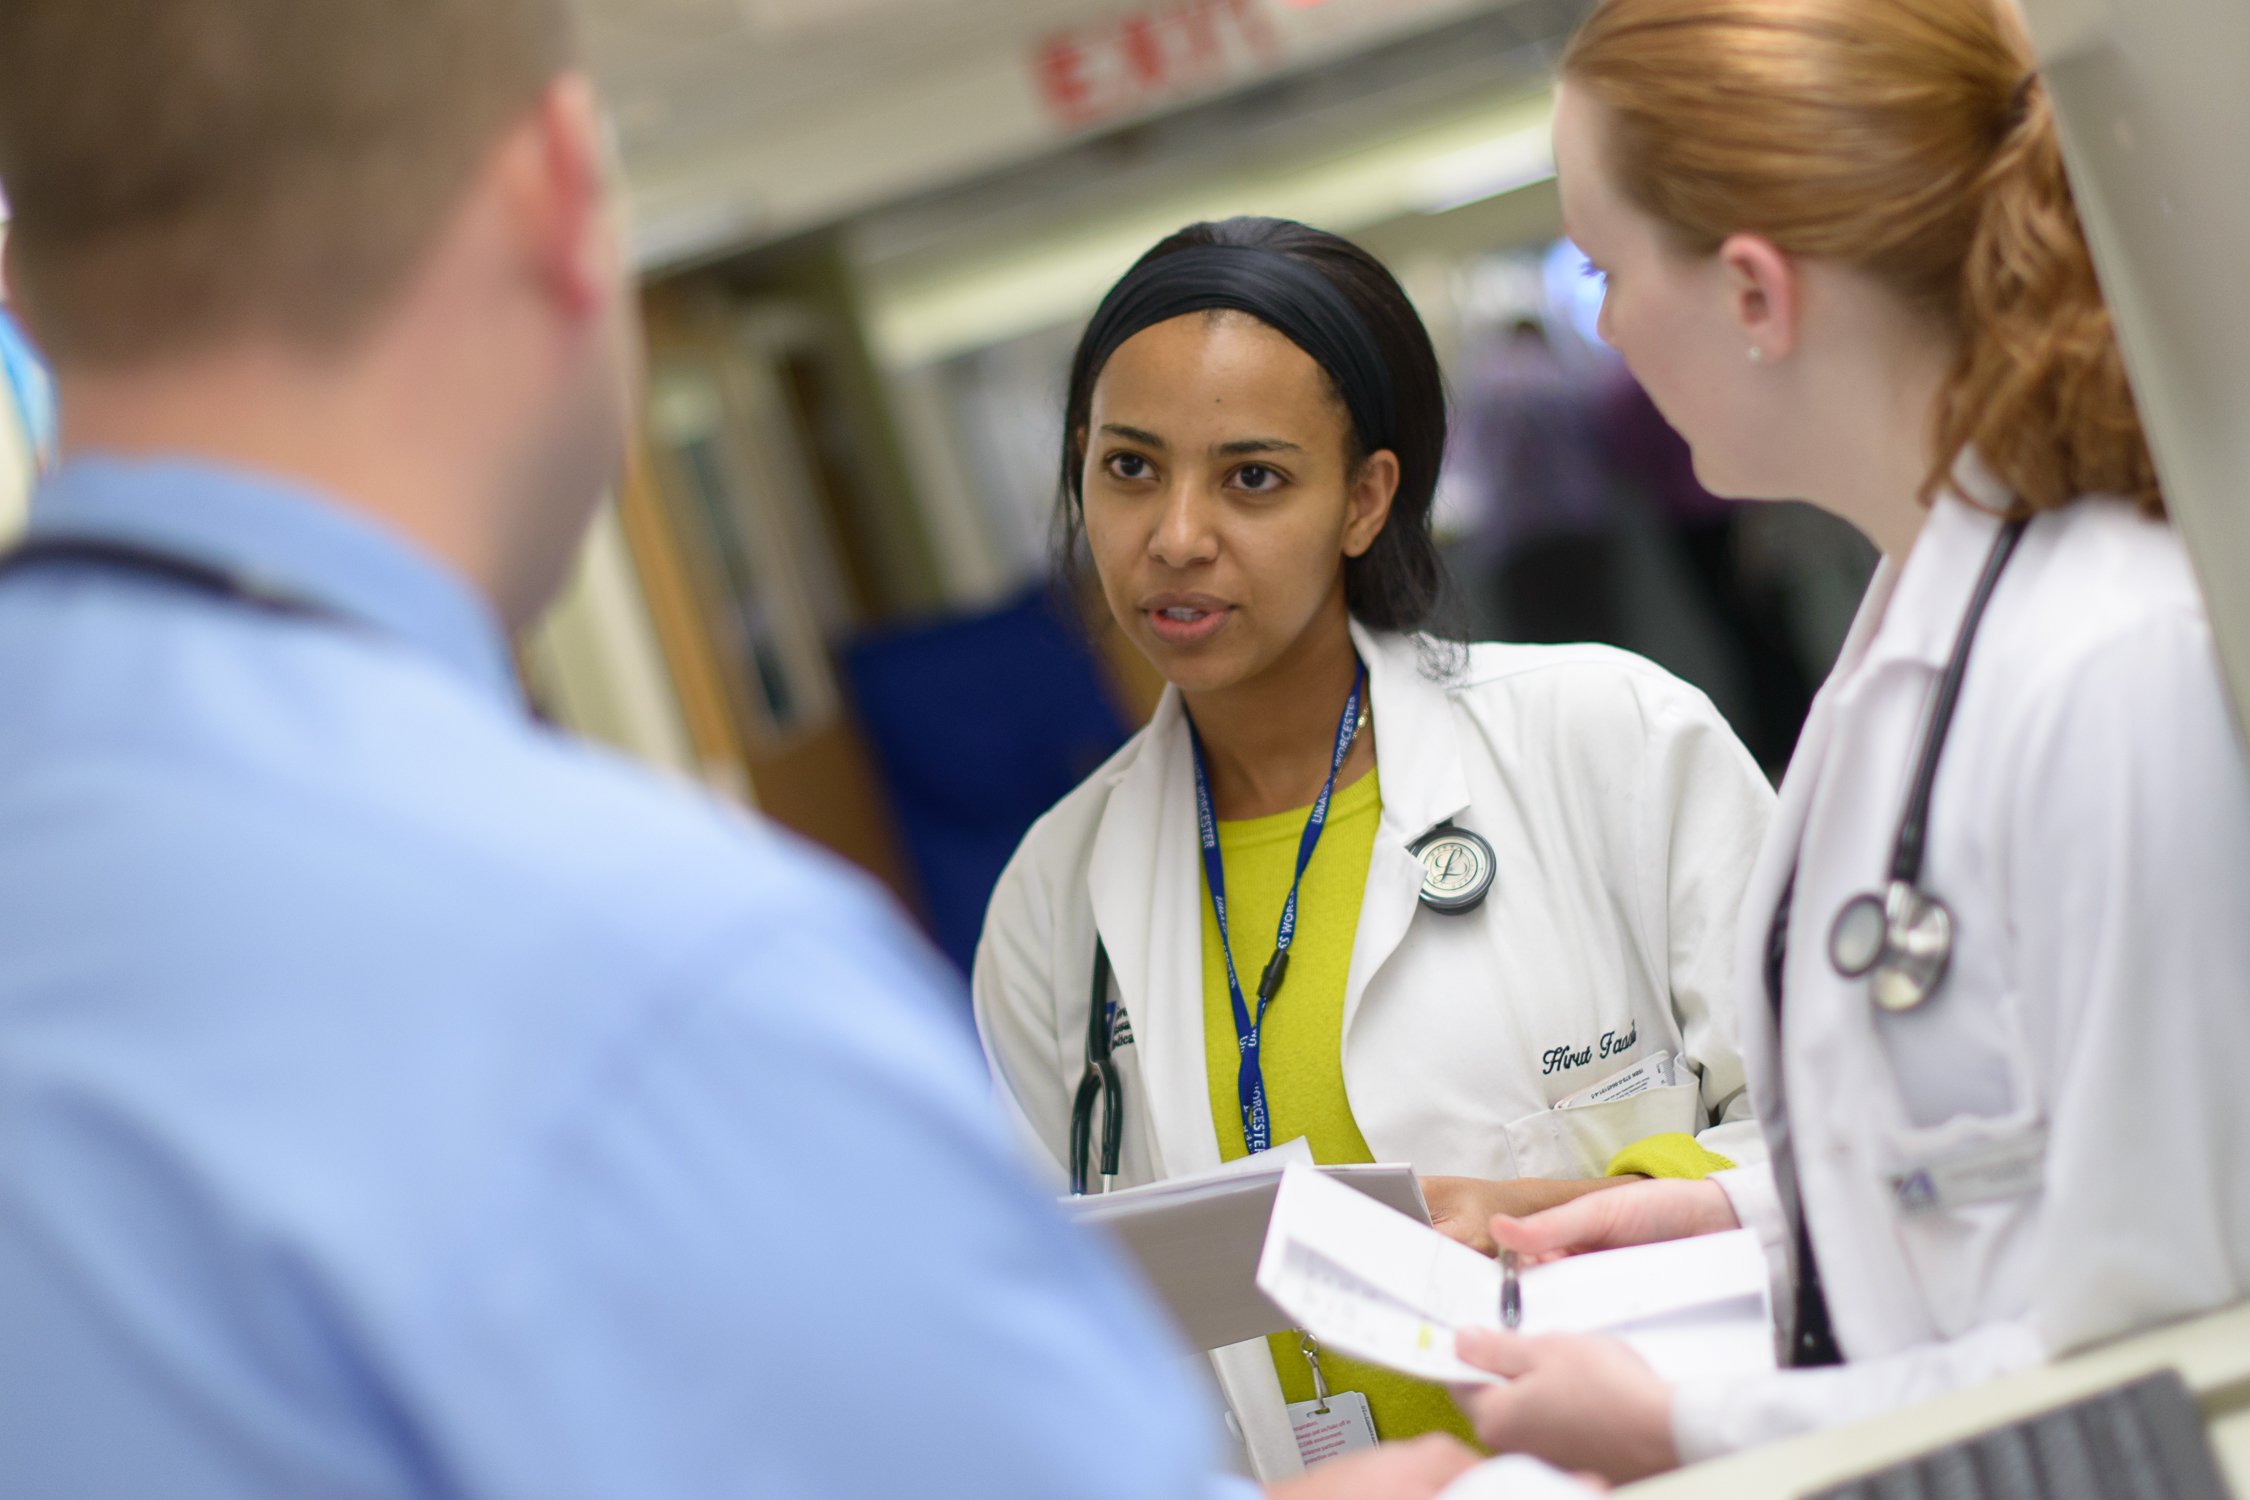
1670,1322,2046,1462
1635,676,1774,1168
1674,612,2250,1460
970,835,1074,1182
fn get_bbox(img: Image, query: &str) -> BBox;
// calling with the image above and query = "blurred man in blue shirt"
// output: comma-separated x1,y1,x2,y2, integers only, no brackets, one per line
0,3,1482,1498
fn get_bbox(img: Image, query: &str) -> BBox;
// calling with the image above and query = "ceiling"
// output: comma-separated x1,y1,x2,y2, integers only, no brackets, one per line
579,0,1519,265
583,0,1133,169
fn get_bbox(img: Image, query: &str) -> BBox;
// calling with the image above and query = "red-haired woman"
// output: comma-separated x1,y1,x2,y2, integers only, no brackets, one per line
1449,0,2250,1481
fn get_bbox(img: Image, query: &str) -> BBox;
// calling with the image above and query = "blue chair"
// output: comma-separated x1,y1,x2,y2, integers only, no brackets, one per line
841,589,1132,977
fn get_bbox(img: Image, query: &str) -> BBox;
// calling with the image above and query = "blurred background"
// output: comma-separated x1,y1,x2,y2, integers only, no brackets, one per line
0,0,1877,974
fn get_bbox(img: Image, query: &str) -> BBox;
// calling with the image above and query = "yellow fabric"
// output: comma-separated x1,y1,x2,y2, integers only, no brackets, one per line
1199,769,1476,1447
1605,1132,1734,1181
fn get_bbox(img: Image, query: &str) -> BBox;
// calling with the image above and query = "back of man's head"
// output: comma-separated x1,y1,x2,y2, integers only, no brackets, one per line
0,0,577,368
0,0,640,629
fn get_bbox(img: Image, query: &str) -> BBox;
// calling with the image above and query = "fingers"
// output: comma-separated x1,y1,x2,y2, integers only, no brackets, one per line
1432,1213,1496,1256
1488,1193,1611,1261
1401,1433,1482,1485
1455,1380,1522,1459
1455,1326,1538,1379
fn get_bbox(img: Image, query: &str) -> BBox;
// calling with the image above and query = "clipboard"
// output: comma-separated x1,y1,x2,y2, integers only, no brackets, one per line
1062,1142,1431,1351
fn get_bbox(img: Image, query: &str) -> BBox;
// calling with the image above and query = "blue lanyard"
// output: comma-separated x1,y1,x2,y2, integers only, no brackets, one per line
1189,663,1365,1156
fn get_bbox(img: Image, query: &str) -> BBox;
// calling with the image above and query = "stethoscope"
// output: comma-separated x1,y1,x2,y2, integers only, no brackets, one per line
1825,516,2029,1013
1066,687,1501,1195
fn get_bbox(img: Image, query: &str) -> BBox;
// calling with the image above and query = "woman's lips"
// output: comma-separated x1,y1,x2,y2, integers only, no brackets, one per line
1144,602,1232,646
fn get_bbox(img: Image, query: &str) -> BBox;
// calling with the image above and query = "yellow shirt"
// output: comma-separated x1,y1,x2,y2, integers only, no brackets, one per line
1198,769,1477,1447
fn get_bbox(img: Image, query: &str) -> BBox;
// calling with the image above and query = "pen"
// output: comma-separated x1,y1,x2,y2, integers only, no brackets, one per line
1500,1248,1522,1330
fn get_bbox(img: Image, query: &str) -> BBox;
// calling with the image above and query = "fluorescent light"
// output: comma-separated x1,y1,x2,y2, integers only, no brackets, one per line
1410,123,1554,214
864,89,1557,368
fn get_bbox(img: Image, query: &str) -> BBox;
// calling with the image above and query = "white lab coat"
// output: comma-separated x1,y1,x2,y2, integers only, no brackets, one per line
975,620,1774,1479
1678,478,2250,1459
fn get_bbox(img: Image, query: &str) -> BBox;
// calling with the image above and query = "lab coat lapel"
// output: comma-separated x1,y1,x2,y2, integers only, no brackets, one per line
1088,688,1226,1181
1733,558,1900,1193
1341,623,1472,1042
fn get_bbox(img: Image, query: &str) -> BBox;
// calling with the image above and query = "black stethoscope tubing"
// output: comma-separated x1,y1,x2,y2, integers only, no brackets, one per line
0,535,342,623
1889,518,2029,885
1070,938,1124,1196
1826,515,2030,1012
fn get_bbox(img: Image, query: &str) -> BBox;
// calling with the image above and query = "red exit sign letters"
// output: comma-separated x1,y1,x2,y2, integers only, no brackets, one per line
1034,0,1286,130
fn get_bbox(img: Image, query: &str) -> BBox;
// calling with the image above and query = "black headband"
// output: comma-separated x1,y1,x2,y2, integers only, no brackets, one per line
1077,243,1398,457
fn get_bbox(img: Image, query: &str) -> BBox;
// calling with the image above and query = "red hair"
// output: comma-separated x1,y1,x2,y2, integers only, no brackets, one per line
1563,0,2161,514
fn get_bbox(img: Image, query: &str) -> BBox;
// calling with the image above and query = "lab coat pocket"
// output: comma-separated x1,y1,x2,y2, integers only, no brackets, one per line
1503,1081,1703,1180
1873,1108,2048,1336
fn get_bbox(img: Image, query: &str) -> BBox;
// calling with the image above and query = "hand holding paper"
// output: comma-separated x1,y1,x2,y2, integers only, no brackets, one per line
1255,1165,1775,1387
1452,1324,1681,1484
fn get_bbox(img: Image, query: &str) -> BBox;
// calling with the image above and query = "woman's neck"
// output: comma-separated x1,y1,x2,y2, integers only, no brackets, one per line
1782,264,1962,562
1181,603,1374,821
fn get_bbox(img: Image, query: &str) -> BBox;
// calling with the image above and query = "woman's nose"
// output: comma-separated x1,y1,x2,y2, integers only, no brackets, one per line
1147,481,1219,567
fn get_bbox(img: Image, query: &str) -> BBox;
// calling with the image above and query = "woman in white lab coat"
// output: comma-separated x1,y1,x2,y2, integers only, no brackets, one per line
971,215,1775,1479
1449,0,2250,1481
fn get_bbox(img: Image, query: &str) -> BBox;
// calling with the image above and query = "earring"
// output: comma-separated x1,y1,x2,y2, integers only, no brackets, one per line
1747,346,1764,364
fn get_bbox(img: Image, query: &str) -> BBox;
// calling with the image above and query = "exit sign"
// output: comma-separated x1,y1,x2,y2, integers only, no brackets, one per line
1033,0,1287,130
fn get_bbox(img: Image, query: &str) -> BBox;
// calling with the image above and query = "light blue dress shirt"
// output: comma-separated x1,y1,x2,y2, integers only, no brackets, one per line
0,459,1238,1499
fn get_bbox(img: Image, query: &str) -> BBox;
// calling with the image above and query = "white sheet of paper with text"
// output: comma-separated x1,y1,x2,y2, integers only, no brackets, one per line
1255,1165,1776,1386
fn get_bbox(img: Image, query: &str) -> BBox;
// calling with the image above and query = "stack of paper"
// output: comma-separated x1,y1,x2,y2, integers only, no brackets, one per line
1254,1164,1775,1385
1062,1140,1430,1351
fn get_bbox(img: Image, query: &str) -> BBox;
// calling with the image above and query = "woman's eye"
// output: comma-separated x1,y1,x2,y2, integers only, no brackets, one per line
1104,452,1153,482
1233,464,1283,493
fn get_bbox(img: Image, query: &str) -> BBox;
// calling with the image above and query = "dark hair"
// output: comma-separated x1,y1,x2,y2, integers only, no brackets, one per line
1056,217,1450,632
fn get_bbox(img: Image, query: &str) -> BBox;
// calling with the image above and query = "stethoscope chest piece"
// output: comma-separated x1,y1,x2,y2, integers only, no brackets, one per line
1828,880,1954,1013
1816,515,2028,1020
1410,824,1496,914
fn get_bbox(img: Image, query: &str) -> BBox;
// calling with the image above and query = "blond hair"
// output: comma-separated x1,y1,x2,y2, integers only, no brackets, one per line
1563,0,2161,515
0,0,577,366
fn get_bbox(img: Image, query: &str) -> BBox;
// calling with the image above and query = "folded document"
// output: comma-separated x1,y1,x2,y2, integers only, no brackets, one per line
1254,1164,1775,1385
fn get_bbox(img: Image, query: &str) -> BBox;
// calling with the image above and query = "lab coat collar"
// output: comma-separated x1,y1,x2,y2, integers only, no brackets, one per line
1350,618,1475,844
1857,455,2021,675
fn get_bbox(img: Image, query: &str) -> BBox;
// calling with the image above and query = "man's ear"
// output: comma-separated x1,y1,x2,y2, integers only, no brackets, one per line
1718,233,1798,363
1,229,43,353
512,73,619,323
1343,448,1401,559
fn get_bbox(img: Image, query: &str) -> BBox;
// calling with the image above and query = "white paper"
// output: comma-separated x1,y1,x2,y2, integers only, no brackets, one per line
1060,1141,1431,1351
1255,1165,1775,1386
1551,1051,1676,1109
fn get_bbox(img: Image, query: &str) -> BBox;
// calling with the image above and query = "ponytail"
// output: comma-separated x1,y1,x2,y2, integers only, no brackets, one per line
1931,78,2163,514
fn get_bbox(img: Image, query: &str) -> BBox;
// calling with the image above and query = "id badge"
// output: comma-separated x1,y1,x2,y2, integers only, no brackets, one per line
1287,1391,1378,1468
1889,1126,2048,1217
1552,1050,1677,1110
